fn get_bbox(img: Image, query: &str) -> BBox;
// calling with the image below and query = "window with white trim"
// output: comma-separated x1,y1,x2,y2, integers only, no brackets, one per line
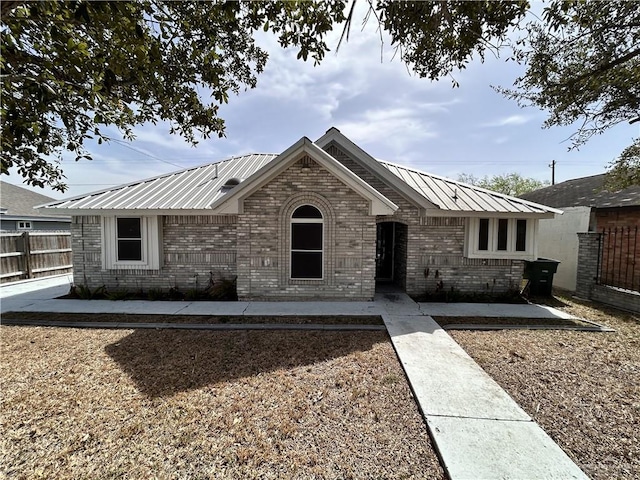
17,221,32,230
116,217,142,261
290,205,323,279
102,216,161,269
466,218,536,259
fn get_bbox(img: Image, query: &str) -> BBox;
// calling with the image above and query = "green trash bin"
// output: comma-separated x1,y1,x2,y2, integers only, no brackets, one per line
523,258,560,296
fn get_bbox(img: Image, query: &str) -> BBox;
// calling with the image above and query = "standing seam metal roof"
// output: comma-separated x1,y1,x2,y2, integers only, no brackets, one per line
379,161,558,214
40,148,558,215
42,154,278,210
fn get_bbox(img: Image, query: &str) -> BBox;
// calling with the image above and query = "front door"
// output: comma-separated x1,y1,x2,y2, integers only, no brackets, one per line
376,222,395,282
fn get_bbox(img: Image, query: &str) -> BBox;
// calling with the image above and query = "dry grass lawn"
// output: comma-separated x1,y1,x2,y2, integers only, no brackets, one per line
1,327,444,479
450,294,640,479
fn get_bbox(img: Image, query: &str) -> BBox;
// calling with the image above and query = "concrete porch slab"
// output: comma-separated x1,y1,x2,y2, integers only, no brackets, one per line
427,416,588,480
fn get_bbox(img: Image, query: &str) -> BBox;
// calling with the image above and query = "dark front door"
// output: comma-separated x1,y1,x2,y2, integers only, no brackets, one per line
376,222,395,281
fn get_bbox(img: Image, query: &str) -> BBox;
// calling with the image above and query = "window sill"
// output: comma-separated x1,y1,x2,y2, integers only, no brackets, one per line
466,251,535,261
289,278,325,285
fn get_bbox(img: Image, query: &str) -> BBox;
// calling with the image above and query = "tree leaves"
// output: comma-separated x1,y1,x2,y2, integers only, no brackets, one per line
0,0,345,191
2,1,637,192
498,1,640,188
458,173,549,196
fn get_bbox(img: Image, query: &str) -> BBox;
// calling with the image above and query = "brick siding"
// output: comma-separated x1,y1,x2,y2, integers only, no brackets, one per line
71,215,237,291
595,207,640,230
236,155,375,300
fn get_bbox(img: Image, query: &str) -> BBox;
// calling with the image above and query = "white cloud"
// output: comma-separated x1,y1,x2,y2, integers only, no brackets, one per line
482,114,532,128
337,107,438,146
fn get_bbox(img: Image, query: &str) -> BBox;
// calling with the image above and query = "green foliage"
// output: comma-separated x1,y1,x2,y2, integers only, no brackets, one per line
497,1,640,188
2,1,637,191
458,172,549,196
1,0,345,191
106,289,131,301
69,284,106,300
374,1,528,84
146,288,165,301
416,287,525,304
605,138,640,191
500,2,640,146
184,288,202,301
205,277,238,301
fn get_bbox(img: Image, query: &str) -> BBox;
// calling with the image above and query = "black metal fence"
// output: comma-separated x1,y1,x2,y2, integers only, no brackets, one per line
598,226,639,292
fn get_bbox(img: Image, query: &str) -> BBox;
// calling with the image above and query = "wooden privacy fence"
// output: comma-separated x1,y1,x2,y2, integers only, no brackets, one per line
0,231,72,284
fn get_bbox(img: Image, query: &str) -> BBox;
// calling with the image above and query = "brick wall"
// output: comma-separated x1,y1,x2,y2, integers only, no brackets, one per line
595,206,640,229
71,215,237,291
327,144,525,297
237,155,376,300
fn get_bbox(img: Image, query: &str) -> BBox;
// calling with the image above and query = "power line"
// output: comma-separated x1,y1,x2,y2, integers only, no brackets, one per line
108,139,186,169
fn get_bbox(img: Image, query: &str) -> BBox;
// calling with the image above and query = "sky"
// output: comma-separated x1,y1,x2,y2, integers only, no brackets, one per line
5,3,639,201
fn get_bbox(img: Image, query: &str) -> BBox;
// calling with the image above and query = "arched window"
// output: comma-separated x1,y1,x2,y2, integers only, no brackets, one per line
291,205,323,279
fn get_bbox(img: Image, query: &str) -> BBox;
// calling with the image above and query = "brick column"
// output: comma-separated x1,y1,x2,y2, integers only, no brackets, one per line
575,232,601,299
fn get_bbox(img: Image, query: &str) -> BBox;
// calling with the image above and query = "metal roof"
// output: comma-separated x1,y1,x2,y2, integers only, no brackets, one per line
41,154,278,211
40,140,560,216
379,161,561,215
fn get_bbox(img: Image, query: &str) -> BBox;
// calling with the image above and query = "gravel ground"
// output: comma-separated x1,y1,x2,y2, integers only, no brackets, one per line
449,294,639,479
1,327,444,479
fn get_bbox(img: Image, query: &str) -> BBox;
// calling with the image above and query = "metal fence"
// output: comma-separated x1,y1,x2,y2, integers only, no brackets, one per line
598,226,639,293
0,231,72,284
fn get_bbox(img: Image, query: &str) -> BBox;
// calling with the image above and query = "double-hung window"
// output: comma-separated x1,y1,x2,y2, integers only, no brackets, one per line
467,218,535,259
290,205,323,279
102,216,161,269
116,217,143,261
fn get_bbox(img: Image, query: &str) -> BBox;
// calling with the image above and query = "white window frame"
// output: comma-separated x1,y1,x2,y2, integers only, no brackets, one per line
465,217,537,260
102,216,161,270
17,221,32,230
290,205,324,280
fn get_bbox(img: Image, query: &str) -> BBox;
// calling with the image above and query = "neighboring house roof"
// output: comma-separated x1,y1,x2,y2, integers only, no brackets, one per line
519,174,640,209
0,180,69,220
40,129,560,217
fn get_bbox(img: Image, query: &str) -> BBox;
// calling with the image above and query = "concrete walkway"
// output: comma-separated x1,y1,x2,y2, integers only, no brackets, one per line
377,291,588,479
1,277,589,479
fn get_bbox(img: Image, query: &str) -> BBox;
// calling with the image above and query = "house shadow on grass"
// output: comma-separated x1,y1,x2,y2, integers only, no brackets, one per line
105,329,386,398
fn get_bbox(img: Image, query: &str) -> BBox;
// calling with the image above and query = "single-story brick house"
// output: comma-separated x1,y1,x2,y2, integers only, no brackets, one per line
40,128,561,300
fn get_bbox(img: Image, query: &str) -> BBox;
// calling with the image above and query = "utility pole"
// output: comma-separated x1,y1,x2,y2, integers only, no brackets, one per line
549,160,556,185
